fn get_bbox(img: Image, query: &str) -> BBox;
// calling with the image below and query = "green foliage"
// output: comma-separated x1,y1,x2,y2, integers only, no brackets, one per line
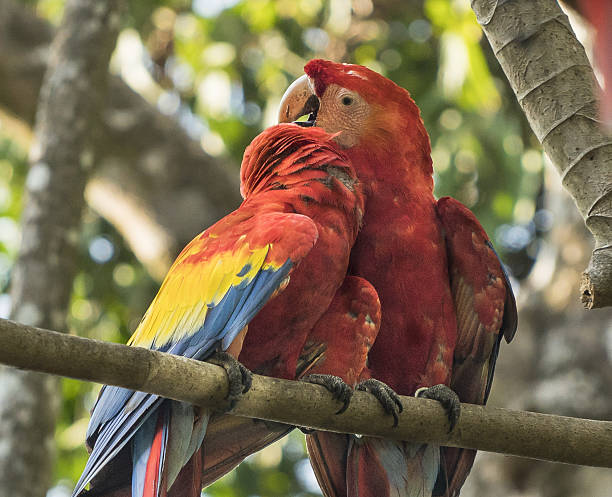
54,213,160,485
0,136,27,297
2,0,543,495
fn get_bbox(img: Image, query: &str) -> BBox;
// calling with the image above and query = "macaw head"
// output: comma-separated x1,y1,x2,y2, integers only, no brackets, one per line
278,59,432,181
240,123,358,201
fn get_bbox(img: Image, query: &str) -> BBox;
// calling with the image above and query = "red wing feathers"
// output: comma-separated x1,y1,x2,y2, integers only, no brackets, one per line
305,277,381,497
436,196,517,405
302,276,380,384
197,277,380,490
436,196,517,497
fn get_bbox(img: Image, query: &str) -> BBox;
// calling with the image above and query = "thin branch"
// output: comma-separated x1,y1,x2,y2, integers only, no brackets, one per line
471,0,612,309
0,317,610,469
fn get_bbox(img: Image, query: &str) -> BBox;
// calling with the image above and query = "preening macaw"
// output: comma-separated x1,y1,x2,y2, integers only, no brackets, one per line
198,275,384,488
278,60,518,497
72,123,366,497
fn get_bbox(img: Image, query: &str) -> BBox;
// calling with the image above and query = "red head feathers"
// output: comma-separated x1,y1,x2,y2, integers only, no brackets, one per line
304,59,422,120
240,123,351,199
304,59,432,179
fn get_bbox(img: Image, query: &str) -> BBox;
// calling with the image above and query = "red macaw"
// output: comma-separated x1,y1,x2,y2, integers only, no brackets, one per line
278,60,517,497
196,275,384,489
72,123,366,497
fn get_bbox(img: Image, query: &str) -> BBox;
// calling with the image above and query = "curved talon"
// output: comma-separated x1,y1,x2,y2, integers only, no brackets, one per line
239,362,253,393
416,384,461,432
208,351,253,408
303,374,353,414
357,378,403,427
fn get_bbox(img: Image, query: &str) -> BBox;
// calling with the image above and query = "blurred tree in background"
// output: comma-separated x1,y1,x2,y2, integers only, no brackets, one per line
0,0,609,496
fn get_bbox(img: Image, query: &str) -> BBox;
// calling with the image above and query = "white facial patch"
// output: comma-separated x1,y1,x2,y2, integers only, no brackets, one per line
346,70,370,81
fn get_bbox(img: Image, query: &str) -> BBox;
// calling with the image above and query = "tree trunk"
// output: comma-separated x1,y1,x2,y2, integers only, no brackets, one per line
0,1,121,495
471,0,612,308
0,0,241,278
464,2,612,493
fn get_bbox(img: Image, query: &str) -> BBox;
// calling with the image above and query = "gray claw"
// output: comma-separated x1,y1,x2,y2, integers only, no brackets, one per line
303,374,353,414
416,384,460,432
208,351,253,408
357,378,403,427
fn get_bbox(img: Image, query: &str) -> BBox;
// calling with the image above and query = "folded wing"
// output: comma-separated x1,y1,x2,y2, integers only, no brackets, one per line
435,196,517,496
72,211,318,496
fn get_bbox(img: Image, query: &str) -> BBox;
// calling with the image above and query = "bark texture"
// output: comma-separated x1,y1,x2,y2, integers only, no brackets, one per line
0,0,241,278
0,2,121,496
471,0,612,308
1,317,611,469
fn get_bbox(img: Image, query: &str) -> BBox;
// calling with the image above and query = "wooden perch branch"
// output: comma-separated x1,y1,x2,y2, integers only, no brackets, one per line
471,0,612,309
0,317,611,468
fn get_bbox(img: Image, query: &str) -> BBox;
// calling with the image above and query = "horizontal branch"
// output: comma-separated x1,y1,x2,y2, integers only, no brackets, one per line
1,317,611,468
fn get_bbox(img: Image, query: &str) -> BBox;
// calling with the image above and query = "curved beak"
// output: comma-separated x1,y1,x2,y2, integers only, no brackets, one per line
277,74,319,127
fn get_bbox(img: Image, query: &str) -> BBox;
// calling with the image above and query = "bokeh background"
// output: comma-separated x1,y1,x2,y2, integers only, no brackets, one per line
0,0,610,496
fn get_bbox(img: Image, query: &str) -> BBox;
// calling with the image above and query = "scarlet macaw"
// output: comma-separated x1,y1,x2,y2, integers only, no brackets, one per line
197,275,384,490
72,123,366,497
278,60,517,497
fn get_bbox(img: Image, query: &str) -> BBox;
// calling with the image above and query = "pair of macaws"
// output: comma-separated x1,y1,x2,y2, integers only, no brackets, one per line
73,60,517,497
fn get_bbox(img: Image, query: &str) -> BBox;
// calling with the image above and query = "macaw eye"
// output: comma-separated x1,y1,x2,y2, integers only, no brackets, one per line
341,96,354,106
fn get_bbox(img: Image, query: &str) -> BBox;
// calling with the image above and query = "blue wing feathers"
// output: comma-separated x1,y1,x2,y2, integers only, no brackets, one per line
221,261,292,350
236,263,252,277
74,394,162,496
86,386,136,442
74,256,295,496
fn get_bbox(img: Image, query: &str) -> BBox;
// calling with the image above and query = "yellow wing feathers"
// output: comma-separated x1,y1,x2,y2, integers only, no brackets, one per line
128,235,270,350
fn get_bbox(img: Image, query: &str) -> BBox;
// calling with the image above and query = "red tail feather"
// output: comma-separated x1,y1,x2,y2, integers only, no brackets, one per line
346,438,391,497
143,415,167,497
306,432,350,497
168,447,203,497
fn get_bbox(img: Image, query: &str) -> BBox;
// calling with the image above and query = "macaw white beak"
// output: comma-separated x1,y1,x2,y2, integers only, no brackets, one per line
277,74,318,126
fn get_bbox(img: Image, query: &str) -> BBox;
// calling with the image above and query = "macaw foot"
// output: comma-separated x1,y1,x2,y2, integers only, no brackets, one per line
356,378,403,427
415,384,460,432
303,374,353,415
208,351,253,408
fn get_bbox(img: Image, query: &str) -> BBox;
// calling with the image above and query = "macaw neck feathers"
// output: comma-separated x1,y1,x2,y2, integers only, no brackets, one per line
346,142,434,200
240,124,357,198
